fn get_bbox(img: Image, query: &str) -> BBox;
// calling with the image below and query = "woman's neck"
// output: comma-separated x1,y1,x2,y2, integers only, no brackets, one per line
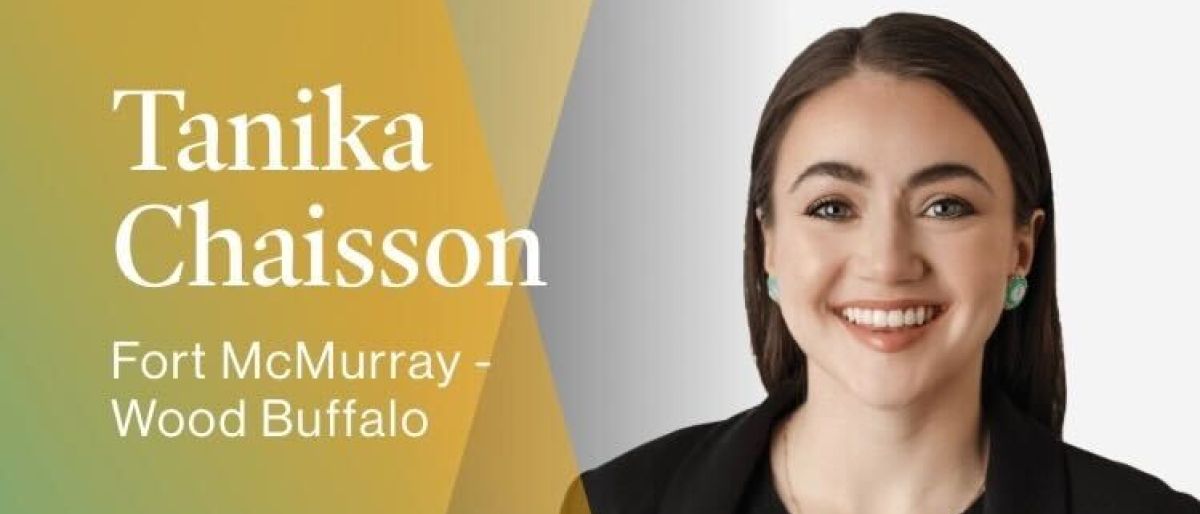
774,357,988,514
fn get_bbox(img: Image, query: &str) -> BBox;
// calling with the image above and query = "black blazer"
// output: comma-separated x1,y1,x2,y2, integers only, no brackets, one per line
561,380,1200,514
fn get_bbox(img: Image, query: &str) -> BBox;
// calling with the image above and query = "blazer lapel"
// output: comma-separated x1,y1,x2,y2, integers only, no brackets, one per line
981,386,1069,514
657,380,1070,514
657,379,802,513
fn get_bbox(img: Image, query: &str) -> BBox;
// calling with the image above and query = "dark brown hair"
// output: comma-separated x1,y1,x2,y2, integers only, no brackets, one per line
744,12,1065,435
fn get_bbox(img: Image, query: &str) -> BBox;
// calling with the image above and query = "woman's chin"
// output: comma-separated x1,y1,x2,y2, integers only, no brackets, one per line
841,372,930,410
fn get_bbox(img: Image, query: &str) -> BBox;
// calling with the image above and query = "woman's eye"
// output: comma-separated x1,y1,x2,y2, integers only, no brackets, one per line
805,199,854,220
923,197,975,219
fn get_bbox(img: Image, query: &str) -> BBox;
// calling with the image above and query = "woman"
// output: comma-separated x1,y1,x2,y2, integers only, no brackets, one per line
560,11,1200,514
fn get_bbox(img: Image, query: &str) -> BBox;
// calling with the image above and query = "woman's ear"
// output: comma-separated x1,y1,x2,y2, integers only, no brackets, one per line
1013,208,1045,275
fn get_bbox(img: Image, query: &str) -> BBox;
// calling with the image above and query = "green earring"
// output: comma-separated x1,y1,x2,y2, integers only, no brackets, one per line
1004,274,1028,310
766,274,780,302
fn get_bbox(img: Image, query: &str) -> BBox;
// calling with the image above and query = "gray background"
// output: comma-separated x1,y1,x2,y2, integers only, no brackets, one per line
530,0,1200,494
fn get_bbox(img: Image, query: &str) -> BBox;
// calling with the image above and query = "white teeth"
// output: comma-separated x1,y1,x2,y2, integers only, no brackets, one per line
840,305,940,329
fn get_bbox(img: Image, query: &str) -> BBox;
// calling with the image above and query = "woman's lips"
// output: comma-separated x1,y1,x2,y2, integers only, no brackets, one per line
834,305,946,353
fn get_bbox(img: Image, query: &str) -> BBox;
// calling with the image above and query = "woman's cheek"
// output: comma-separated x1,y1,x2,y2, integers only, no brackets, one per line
938,228,1009,307
778,229,845,304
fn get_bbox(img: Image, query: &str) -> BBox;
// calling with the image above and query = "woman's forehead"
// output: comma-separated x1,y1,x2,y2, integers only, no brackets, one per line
776,69,1009,190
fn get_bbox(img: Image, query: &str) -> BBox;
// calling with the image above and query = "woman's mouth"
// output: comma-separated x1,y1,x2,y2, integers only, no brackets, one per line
832,303,947,353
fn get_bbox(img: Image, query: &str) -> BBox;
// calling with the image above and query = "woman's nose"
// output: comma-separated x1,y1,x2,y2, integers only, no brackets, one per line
854,213,925,284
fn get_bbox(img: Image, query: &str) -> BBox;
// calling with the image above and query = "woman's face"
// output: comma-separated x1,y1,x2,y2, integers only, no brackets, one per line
762,68,1043,408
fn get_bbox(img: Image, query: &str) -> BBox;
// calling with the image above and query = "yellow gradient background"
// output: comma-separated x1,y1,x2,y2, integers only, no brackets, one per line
0,0,592,512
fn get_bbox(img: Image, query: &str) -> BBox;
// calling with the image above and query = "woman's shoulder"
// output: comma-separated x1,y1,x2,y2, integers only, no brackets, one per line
569,409,753,514
567,433,1200,514
1060,441,1200,513
561,384,1200,514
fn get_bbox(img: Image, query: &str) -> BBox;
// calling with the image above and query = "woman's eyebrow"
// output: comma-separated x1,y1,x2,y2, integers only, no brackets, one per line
908,163,995,196
788,161,867,192
788,161,994,196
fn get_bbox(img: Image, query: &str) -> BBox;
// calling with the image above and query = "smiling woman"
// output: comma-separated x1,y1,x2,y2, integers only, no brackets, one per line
775,158,1001,354
758,66,1043,413
564,11,1200,514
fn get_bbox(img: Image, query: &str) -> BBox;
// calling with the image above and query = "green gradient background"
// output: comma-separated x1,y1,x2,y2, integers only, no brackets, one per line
1,1,591,512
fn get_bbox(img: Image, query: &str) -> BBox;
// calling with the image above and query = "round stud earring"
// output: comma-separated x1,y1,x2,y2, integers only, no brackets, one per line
766,274,780,302
1004,274,1028,310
